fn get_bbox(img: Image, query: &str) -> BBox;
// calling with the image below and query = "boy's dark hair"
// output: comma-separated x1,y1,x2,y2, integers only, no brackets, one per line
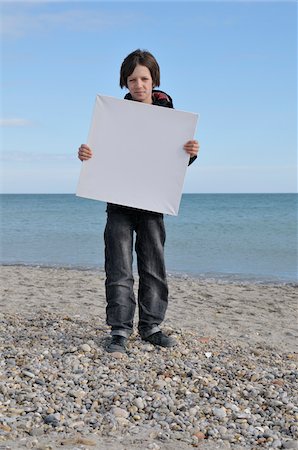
120,49,160,89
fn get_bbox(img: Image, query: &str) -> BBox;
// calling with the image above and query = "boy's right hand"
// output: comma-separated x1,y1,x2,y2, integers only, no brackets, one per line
78,144,93,161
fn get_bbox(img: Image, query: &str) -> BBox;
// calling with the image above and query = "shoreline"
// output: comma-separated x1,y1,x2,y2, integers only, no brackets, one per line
1,263,296,286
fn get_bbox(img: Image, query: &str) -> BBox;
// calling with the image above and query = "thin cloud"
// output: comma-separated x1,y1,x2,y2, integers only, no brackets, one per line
0,118,34,127
1,150,74,162
199,165,297,172
1,7,142,38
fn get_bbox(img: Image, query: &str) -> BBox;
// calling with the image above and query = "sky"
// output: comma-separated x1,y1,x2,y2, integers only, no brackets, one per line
1,0,297,194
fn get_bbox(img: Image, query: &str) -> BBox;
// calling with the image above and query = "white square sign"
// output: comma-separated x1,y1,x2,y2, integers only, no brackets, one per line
76,95,198,215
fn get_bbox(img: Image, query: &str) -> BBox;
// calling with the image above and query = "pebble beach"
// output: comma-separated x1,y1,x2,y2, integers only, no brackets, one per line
0,265,297,450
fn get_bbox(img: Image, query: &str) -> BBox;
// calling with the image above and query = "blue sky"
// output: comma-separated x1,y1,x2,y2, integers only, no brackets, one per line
1,1,297,193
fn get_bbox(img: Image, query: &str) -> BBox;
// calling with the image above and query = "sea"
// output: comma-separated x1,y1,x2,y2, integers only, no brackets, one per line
1,194,297,284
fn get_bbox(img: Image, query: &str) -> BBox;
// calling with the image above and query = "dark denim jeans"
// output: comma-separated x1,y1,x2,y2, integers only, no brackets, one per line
104,209,168,338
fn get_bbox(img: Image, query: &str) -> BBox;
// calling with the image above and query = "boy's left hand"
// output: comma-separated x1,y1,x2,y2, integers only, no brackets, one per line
184,140,199,157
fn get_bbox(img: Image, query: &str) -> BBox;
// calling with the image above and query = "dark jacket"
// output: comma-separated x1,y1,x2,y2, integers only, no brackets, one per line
124,89,174,108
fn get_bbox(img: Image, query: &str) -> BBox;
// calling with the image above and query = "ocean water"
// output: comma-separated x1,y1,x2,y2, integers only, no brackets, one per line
0,194,297,283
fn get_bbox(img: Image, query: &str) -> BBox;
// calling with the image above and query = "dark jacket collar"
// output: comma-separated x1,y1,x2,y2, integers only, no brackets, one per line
124,89,174,108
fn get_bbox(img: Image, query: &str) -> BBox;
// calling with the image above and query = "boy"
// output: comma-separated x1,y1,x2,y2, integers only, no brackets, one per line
78,49,199,353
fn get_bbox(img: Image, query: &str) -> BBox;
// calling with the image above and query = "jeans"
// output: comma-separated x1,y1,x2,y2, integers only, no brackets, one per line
104,209,168,338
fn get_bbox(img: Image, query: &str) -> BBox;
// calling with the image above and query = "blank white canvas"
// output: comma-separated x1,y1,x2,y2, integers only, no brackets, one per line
76,95,198,215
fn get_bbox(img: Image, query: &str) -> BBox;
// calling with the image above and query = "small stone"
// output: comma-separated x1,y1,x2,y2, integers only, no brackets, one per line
143,344,154,352
80,344,91,352
116,417,130,426
198,337,211,343
129,405,138,414
43,414,59,427
30,427,44,437
212,407,227,419
272,379,285,386
250,373,260,382
0,423,11,432
70,389,86,399
8,407,24,415
34,378,45,386
22,370,35,378
111,407,129,419
46,407,55,414
236,412,250,419
225,402,239,412
283,442,298,449
272,400,283,406
68,346,78,353
110,351,125,359
189,407,197,416
193,431,205,440
147,444,160,449
134,397,145,410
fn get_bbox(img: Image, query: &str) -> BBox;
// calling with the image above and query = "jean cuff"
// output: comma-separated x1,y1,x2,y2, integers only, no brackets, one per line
140,326,160,339
111,329,132,338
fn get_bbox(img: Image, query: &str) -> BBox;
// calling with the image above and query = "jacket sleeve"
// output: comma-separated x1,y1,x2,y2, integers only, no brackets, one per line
188,155,197,166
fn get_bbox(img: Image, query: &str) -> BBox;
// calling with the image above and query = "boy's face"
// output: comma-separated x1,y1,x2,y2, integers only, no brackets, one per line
127,64,153,104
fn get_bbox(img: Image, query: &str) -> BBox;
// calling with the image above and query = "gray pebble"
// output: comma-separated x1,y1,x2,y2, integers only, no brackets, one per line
43,414,59,427
212,407,227,419
283,442,298,449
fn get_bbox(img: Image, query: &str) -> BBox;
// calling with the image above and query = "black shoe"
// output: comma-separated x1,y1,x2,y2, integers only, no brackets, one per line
106,335,127,354
144,331,177,348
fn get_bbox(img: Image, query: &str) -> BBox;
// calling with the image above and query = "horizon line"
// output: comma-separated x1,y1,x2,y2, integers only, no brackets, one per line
0,192,297,195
